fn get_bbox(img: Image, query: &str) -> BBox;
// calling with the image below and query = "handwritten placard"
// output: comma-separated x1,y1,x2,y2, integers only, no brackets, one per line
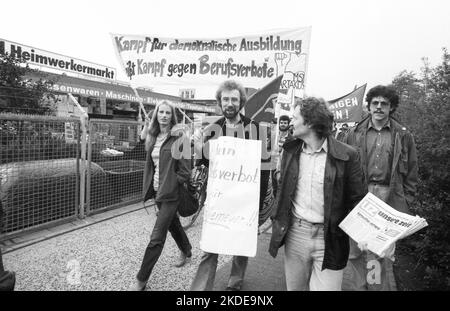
200,136,261,257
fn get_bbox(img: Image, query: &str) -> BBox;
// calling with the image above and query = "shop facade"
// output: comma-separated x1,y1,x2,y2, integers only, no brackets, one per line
1,37,221,120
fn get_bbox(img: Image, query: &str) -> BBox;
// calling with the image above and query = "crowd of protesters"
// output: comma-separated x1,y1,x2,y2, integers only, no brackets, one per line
0,80,418,292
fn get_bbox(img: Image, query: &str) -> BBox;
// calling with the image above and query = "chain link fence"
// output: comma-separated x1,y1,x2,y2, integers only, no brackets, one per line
0,113,151,238
0,113,198,239
86,119,146,215
0,113,81,235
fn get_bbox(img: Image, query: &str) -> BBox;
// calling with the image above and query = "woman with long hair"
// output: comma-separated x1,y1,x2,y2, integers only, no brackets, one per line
131,101,192,291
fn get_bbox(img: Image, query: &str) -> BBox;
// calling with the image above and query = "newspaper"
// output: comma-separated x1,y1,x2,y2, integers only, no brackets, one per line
339,192,428,257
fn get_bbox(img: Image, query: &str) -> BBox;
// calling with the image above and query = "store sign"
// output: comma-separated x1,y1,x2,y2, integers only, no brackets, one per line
0,38,116,81
52,83,218,113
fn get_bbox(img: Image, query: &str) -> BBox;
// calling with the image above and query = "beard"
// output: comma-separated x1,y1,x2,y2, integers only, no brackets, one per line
223,107,239,120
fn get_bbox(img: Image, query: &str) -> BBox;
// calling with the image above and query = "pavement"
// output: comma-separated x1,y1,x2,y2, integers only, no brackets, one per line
2,202,399,291
1,202,287,291
213,232,286,291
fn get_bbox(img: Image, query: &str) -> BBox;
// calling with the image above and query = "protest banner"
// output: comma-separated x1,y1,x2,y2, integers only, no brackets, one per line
200,136,261,257
327,84,366,123
111,27,311,111
339,192,428,257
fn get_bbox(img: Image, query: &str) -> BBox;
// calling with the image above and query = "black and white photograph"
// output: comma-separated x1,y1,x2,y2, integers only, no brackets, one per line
0,0,449,299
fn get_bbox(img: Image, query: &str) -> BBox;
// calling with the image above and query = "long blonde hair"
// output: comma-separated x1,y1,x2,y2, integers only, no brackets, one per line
145,101,178,151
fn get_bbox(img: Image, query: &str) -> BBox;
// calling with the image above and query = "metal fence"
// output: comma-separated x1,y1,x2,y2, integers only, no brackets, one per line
86,119,146,215
0,113,151,239
0,113,81,235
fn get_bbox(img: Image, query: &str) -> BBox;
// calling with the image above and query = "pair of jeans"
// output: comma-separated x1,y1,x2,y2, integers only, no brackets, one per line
343,183,397,291
190,253,248,291
284,217,344,291
136,200,192,283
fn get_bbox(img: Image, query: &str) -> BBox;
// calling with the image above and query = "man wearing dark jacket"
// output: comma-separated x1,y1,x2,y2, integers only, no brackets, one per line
190,80,270,291
269,97,367,291
343,85,418,291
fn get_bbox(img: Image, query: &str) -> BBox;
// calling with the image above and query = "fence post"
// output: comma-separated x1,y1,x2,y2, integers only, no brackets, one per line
86,120,93,215
68,93,88,219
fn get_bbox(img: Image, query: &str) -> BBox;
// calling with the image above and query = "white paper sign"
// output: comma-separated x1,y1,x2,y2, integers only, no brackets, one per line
200,136,261,257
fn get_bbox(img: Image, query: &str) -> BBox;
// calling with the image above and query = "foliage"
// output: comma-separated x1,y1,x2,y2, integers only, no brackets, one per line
0,53,58,115
391,48,450,290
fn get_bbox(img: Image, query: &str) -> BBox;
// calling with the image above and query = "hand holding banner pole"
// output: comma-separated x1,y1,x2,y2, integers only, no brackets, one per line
68,93,88,218
131,87,148,120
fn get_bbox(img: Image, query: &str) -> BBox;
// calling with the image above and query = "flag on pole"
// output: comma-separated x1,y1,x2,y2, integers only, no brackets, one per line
244,76,283,123
327,84,367,123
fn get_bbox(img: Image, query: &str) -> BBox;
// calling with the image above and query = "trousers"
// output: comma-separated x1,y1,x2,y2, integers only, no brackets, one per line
136,200,192,282
190,252,248,291
284,217,343,291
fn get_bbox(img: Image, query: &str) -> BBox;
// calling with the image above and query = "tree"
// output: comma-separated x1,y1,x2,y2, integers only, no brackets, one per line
0,53,58,115
391,48,450,290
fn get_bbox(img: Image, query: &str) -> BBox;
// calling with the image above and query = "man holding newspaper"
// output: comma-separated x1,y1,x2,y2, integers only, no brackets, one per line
269,97,367,291
342,85,421,291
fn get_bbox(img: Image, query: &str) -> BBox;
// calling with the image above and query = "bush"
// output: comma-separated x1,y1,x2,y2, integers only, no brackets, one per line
392,48,450,290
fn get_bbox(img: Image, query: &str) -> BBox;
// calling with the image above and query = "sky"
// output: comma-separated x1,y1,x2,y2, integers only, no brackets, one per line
1,0,449,100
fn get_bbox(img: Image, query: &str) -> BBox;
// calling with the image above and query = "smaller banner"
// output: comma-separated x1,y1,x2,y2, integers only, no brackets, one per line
327,84,366,123
244,75,282,123
200,136,261,257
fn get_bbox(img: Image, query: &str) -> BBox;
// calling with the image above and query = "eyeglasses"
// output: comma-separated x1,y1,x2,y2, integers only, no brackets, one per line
370,100,390,107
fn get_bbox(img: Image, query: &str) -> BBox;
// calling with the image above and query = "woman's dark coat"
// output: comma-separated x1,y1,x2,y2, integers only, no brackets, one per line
142,127,191,203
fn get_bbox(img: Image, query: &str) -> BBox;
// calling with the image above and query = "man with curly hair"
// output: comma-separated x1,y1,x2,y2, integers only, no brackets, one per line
343,85,419,291
269,97,367,290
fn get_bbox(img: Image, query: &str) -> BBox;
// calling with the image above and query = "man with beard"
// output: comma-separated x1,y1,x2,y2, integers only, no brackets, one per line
190,80,270,291
272,115,293,196
277,115,292,151
343,85,418,291
336,123,349,142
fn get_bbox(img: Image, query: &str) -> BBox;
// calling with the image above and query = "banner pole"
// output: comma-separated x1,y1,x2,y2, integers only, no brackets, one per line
68,93,88,219
131,87,148,120
177,107,193,123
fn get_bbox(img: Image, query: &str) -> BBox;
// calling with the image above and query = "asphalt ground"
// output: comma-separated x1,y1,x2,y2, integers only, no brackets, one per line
1,202,285,291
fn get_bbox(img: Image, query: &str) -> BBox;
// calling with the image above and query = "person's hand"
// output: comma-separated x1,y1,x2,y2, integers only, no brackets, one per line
357,241,369,252
380,243,396,261
274,170,281,183
358,241,396,261
144,117,150,127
